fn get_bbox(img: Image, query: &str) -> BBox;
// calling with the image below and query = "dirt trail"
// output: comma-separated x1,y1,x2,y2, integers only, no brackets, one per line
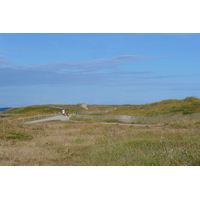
23,107,156,127
23,115,156,127
81,104,88,110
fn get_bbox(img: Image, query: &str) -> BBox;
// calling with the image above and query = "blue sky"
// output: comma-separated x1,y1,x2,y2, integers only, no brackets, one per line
0,33,200,107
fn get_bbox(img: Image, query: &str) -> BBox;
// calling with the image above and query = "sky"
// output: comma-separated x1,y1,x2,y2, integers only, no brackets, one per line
0,33,200,107
1,1,200,198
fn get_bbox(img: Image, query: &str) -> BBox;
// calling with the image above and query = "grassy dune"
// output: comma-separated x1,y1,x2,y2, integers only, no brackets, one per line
3,97,200,117
1,97,200,166
89,96,200,117
3,104,83,117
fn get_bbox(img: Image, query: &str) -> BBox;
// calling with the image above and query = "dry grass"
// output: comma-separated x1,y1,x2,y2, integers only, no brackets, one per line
3,104,76,117
95,97,200,117
0,117,200,166
3,97,199,118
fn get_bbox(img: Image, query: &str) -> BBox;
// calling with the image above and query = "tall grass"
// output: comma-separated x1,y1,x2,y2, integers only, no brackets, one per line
0,118,200,166
1,97,200,166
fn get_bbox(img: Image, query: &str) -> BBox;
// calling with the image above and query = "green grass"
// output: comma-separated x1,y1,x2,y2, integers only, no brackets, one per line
3,104,87,117
79,124,200,166
107,97,200,117
6,132,33,141
3,97,200,118
0,117,200,166
70,97,200,117
70,115,122,123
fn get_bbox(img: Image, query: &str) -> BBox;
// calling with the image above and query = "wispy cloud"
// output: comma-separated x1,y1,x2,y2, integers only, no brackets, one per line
0,55,12,66
0,54,162,73
0,54,166,87
0,55,7,59
0,48,10,53
111,55,161,60
37,54,163,73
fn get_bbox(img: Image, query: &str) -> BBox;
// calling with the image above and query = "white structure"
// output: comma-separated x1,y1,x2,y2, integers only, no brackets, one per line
62,109,65,115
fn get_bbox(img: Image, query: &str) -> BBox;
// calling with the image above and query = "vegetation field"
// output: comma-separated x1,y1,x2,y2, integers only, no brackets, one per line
2,104,85,117
86,96,200,117
0,118,200,166
3,96,200,117
1,97,200,166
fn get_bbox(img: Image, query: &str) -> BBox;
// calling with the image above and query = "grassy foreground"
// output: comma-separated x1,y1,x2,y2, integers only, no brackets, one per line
1,97,200,166
0,118,200,166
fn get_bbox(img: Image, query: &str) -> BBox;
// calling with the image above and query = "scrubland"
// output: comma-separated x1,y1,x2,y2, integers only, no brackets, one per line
4,96,200,117
0,118,200,166
1,97,200,166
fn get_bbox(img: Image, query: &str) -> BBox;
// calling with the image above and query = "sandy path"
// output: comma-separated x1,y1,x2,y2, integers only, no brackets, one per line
81,104,88,110
23,115,155,127
24,115,70,124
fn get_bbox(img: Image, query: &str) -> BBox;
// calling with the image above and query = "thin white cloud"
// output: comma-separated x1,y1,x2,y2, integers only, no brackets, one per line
0,54,163,72
111,55,160,59
0,48,10,53
0,55,7,59
28,54,163,73
0,54,166,87
0,55,11,66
